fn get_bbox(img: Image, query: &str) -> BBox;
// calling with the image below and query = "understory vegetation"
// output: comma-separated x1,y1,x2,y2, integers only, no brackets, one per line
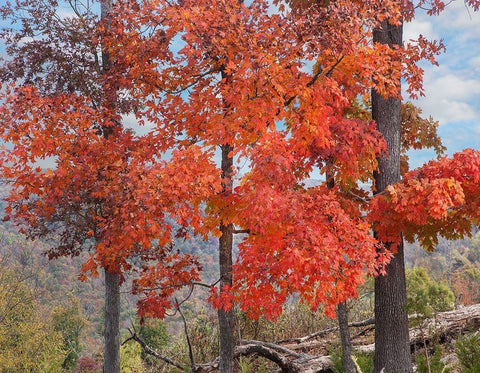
2,214,480,372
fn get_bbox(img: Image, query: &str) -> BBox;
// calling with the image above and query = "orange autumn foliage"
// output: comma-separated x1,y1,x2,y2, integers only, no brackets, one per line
103,0,446,319
1,0,480,322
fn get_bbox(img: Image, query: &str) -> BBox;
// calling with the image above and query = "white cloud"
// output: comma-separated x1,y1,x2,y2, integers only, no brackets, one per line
413,69,480,125
437,1,480,29
470,55,480,65
404,19,437,42
405,0,480,150
56,9,78,20
122,113,155,136
428,73,480,101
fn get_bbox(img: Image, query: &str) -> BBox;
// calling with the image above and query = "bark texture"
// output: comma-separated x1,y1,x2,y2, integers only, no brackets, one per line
372,19,412,373
104,270,120,373
337,302,356,373
327,170,356,372
218,144,235,373
101,2,121,372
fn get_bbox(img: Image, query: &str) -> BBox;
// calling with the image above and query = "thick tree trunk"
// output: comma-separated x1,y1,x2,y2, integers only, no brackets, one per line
372,20,412,373
337,302,356,373
218,144,235,373
104,270,121,373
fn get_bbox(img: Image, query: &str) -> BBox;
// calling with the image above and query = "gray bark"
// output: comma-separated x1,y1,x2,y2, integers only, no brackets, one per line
104,270,120,373
218,144,235,373
326,171,356,372
337,302,356,373
372,19,412,373
101,1,121,372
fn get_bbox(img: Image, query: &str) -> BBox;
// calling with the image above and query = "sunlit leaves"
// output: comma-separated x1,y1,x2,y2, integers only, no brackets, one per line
370,150,480,252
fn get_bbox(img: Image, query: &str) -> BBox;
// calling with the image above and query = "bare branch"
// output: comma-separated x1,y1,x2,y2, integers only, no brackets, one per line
235,343,303,373
123,328,186,371
233,229,250,234
240,339,307,359
275,317,375,344
176,298,196,372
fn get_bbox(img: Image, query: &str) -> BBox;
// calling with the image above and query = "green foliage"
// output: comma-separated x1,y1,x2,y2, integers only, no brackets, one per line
467,231,480,264
0,265,66,372
52,296,87,370
416,347,450,373
329,346,373,373
238,356,269,373
354,351,374,373
120,341,145,373
406,267,455,318
456,333,480,372
136,316,169,366
187,310,219,363
329,346,344,373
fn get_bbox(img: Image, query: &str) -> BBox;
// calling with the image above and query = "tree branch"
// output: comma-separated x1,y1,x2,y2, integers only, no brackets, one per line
176,298,196,372
233,229,250,234
235,344,302,373
276,317,375,344
123,328,186,371
240,339,307,359
284,55,345,107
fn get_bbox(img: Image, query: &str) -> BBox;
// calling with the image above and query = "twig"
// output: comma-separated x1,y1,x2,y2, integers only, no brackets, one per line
284,55,346,107
176,298,196,372
351,326,375,340
240,339,308,359
123,328,186,371
276,317,375,344
233,229,250,234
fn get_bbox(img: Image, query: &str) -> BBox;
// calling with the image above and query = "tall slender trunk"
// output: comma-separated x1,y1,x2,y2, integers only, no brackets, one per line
218,143,235,373
101,1,121,372
372,20,412,373
104,270,121,373
326,171,356,373
337,302,356,373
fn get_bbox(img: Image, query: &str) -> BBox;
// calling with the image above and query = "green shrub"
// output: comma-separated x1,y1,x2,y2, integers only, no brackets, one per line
406,267,455,319
329,346,373,373
354,351,374,373
456,333,480,373
136,316,169,366
329,346,343,373
416,346,449,373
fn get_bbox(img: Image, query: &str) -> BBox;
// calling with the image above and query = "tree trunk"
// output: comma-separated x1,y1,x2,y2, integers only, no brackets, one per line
326,170,356,372
218,143,235,373
104,269,120,373
372,19,412,373
337,302,356,373
101,1,120,372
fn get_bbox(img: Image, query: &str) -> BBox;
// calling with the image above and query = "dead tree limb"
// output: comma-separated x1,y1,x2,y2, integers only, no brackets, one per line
276,317,375,344
123,329,186,371
137,304,480,373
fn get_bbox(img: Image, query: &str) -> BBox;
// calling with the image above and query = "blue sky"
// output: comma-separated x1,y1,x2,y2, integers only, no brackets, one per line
404,2,480,168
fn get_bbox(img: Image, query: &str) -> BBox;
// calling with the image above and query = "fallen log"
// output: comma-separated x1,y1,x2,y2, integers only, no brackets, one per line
409,303,480,348
130,303,480,373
